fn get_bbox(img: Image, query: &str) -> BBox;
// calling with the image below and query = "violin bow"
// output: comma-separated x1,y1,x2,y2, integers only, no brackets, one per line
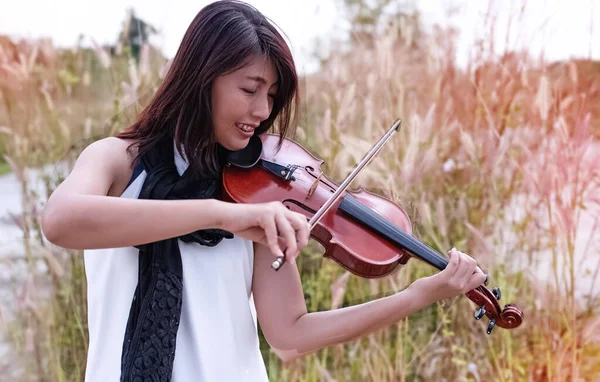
271,118,403,270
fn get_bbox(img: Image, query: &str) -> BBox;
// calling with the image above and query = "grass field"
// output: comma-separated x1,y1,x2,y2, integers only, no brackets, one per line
1,6,599,382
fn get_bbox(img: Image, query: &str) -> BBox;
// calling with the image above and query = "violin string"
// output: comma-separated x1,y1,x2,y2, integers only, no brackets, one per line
289,172,335,190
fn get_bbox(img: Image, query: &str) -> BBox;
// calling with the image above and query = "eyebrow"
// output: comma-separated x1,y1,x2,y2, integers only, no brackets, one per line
246,76,279,86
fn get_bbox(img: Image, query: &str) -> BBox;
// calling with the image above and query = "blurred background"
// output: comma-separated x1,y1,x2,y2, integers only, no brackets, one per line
0,0,599,381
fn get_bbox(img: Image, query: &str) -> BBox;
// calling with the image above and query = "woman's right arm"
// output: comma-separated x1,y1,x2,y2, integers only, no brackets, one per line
42,138,231,250
42,138,309,254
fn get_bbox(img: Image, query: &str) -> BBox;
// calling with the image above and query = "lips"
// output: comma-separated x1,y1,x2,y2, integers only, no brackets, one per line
235,122,256,133
235,122,258,139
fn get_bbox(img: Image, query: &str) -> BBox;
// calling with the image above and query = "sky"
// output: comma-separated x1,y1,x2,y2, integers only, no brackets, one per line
0,0,598,75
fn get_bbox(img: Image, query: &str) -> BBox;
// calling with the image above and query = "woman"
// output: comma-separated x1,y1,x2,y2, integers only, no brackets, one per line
42,1,487,381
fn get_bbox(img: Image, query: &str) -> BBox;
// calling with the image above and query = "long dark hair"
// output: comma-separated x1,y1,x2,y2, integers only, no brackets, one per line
117,0,299,175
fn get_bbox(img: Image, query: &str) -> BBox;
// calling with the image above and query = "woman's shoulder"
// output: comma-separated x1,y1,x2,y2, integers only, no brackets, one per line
73,136,140,197
84,136,137,155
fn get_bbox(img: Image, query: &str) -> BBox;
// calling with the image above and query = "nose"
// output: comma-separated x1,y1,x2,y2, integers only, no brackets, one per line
250,93,272,122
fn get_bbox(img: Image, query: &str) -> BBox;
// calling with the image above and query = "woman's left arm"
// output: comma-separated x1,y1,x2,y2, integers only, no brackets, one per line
251,243,432,361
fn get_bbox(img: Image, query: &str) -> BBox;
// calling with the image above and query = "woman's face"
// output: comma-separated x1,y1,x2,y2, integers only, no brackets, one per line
211,55,278,151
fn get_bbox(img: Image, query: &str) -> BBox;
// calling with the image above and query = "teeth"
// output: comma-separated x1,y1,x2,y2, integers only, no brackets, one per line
237,123,254,132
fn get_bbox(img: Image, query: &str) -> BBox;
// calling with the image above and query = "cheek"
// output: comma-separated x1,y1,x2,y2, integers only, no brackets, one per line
213,88,246,122
211,89,232,134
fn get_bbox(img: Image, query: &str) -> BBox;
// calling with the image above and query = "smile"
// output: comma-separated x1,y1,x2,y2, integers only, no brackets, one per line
236,123,255,132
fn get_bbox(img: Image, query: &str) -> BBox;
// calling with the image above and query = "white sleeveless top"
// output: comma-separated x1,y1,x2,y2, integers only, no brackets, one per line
83,146,269,381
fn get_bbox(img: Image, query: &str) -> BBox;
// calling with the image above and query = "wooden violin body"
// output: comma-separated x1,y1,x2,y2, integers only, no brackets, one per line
223,134,413,278
222,133,523,334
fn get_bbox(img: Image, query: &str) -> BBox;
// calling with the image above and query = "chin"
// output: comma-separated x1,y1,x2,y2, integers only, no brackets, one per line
222,138,251,152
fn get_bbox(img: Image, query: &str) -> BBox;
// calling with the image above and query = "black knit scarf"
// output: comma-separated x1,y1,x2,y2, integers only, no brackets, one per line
120,135,233,381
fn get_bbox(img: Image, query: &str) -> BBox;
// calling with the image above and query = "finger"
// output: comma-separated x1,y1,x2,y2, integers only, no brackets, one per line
451,253,469,291
474,267,487,286
445,247,460,276
471,264,485,276
476,272,487,285
465,258,479,288
470,260,487,284
276,236,299,262
291,213,310,261
288,210,310,249
467,272,487,291
457,252,476,280
264,216,284,259
276,236,289,256
279,237,300,263
276,211,297,258
473,265,486,277
465,256,486,288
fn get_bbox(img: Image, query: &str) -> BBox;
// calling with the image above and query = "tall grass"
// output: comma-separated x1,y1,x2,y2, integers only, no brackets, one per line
260,14,600,381
1,5,599,382
0,37,166,381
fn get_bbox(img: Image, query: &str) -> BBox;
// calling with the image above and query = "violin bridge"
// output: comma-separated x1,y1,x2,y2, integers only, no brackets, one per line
307,174,322,199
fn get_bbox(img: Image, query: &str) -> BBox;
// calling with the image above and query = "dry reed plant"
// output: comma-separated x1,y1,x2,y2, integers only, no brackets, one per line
0,35,166,381
0,3,599,381
265,9,600,382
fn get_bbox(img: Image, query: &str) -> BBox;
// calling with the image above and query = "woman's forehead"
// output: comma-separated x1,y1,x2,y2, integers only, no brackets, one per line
232,56,278,85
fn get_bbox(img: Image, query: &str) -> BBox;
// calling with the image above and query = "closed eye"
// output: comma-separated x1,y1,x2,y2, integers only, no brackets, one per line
242,88,276,100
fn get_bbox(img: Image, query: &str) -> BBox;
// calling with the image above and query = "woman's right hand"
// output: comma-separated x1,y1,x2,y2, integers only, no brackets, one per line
408,248,487,304
220,201,310,262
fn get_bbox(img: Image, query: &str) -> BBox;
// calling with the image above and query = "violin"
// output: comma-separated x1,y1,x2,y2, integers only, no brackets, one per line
222,119,523,334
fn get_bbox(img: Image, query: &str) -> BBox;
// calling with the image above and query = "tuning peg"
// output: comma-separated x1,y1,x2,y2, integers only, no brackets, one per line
474,305,486,320
492,287,501,300
486,319,496,335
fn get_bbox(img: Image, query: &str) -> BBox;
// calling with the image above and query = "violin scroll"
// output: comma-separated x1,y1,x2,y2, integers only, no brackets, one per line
466,283,523,334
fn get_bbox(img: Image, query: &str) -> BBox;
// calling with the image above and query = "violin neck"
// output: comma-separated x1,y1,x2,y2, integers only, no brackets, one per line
338,194,449,271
